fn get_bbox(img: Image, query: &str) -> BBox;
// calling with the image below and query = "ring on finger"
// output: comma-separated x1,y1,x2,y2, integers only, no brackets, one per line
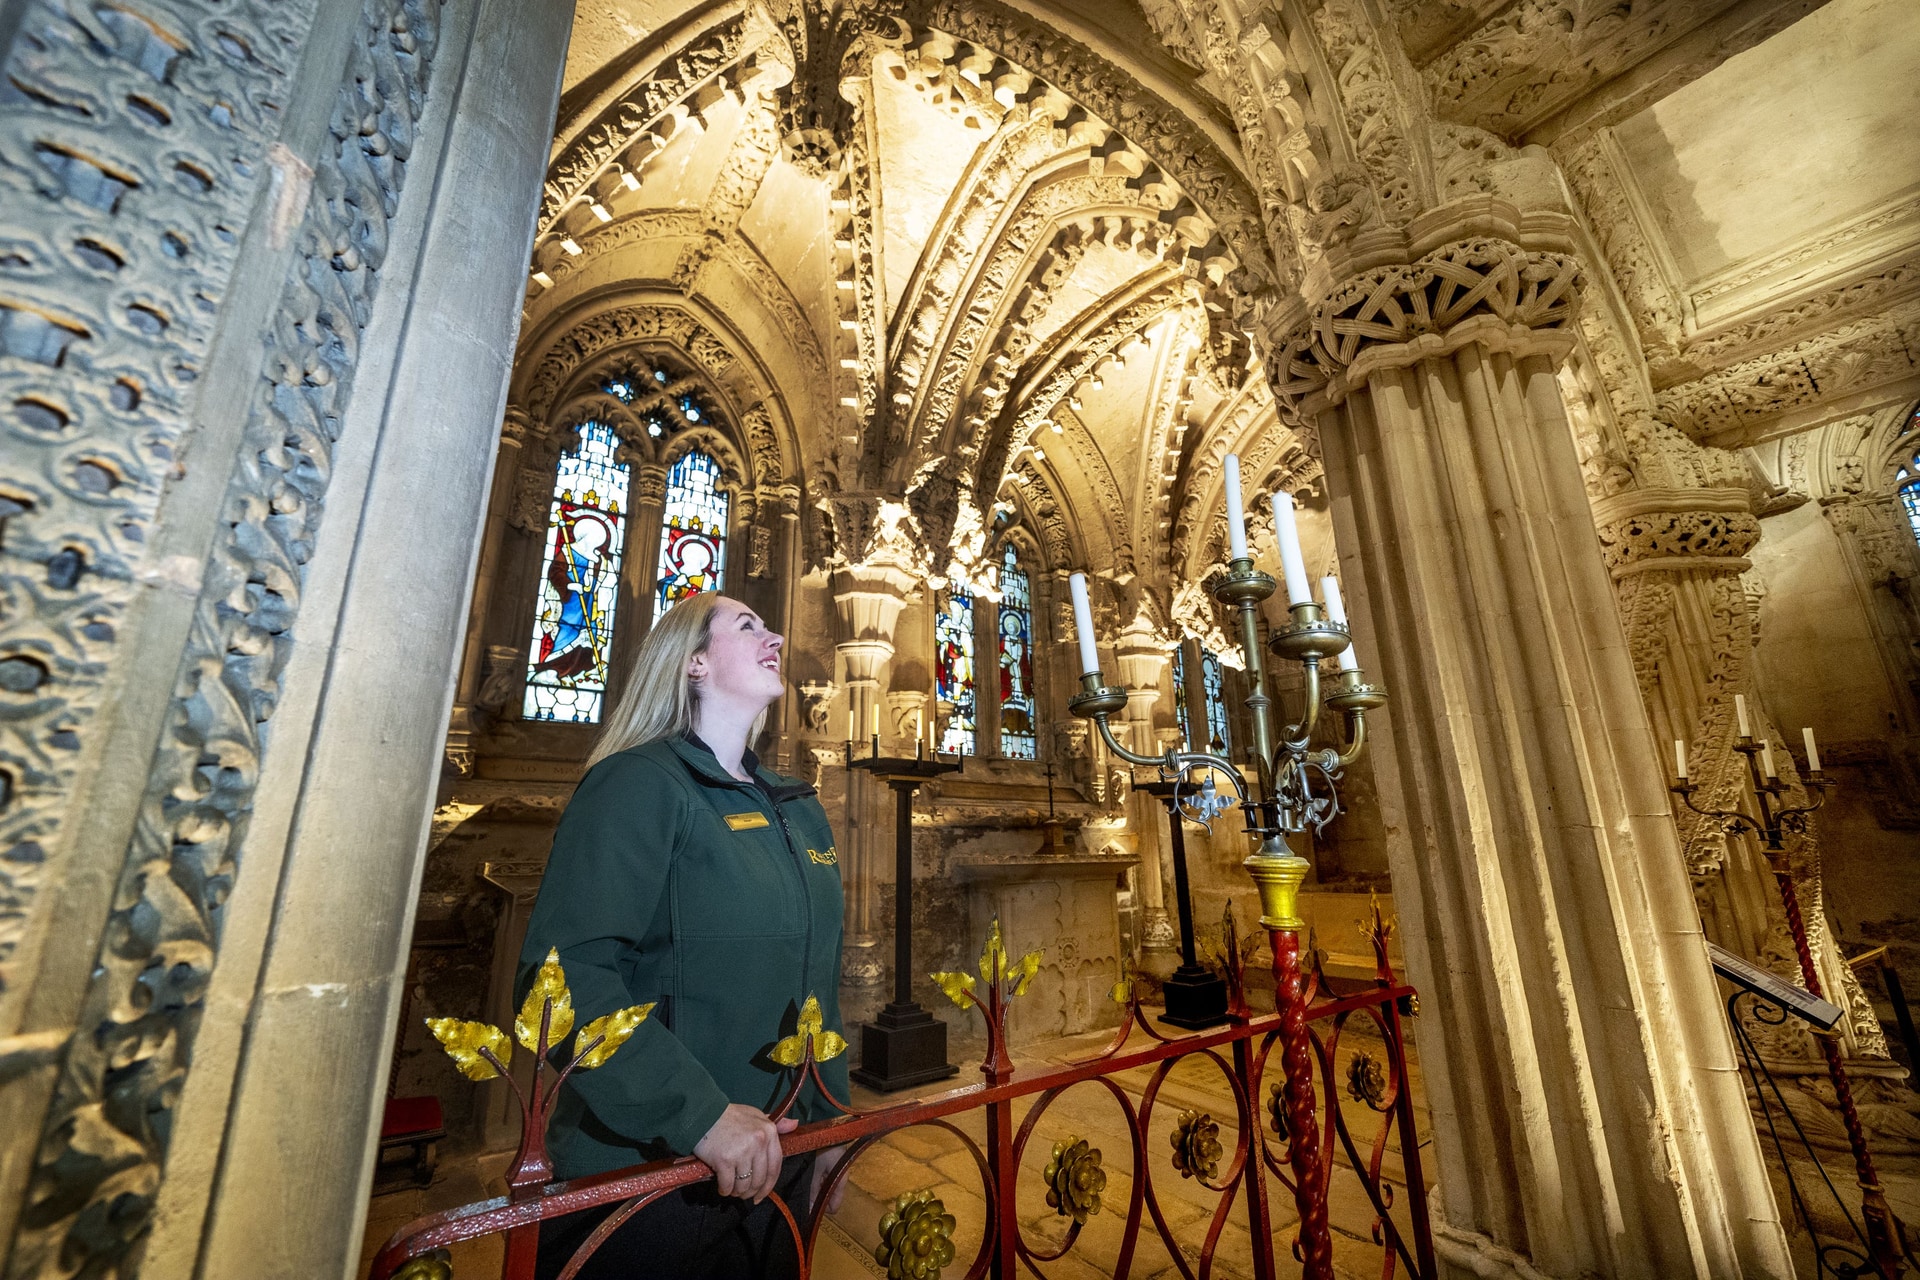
736,1168,754,1180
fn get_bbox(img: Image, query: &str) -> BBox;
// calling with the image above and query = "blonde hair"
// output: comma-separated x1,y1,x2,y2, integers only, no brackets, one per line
587,593,769,769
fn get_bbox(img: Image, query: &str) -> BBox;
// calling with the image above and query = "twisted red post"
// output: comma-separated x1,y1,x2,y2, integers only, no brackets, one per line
1271,926,1334,1278
1773,865,1905,1277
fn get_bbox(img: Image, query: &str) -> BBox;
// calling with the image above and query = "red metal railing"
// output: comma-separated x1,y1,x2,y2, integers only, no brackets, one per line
371,905,1433,1280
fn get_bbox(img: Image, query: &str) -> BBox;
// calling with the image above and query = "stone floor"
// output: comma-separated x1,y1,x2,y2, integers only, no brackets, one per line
358,1010,1920,1278
359,1007,1434,1279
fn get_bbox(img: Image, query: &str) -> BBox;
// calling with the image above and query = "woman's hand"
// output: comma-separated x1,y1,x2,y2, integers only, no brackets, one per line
808,1143,849,1215
693,1104,798,1202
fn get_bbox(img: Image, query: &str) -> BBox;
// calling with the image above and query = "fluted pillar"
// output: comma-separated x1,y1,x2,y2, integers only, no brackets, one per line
1269,223,1793,1280
833,560,916,987
1116,618,1177,968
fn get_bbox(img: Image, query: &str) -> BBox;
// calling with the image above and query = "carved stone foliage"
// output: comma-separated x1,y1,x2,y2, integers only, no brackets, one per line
0,0,308,993
1657,297,1920,438
1590,491,1760,573
540,16,755,231
773,0,904,172
8,0,445,1273
1424,0,1734,138
923,0,1274,297
1266,238,1585,419
521,304,739,421
1312,0,1422,227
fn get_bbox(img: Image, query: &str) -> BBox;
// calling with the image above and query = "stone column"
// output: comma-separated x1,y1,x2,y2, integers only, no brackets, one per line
833,560,915,989
446,405,533,773
1116,617,1178,971
1271,226,1794,1280
172,2,571,1276
602,461,668,707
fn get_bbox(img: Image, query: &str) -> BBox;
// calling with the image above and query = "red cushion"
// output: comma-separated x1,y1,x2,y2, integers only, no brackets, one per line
382,1096,445,1139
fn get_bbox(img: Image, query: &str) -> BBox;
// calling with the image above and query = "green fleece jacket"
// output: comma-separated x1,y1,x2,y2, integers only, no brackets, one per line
517,736,848,1179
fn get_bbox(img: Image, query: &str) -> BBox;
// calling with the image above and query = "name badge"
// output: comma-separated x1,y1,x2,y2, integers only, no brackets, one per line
808,846,838,865
724,811,770,831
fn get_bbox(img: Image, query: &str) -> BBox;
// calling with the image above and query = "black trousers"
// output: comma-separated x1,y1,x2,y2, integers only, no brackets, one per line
534,1154,814,1280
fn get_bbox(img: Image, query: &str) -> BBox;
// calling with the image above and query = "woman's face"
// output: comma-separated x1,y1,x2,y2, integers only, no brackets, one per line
690,599,786,711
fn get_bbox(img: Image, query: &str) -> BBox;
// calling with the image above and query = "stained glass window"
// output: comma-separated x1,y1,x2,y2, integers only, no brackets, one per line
1900,468,1920,544
1201,648,1230,752
655,449,729,619
997,543,1036,759
524,421,630,723
937,583,977,755
1172,643,1192,747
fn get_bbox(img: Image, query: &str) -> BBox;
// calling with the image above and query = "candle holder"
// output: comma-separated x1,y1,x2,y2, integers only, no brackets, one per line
848,746,964,1092
1671,737,1909,1274
1066,530,1388,1278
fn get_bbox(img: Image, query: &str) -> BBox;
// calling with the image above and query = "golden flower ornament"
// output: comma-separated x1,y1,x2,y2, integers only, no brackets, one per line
1043,1137,1107,1224
575,1002,655,1070
516,947,574,1051
1346,1051,1389,1110
425,1018,510,1081
770,993,847,1066
1170,1109,1223,1182
873,1188,957,1280
1266,1080,1289,1140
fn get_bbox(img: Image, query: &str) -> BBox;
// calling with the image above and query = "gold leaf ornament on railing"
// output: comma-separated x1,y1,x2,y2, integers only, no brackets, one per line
390,1248,453,1280
1043,1137,1107,1223
427,949,653,1078
770,993,847,1067
1170,1109,1223,1182
873,1188,958,1280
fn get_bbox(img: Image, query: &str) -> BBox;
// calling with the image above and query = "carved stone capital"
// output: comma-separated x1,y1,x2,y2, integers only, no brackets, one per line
1265,234,1585,419
1591,486,1761,577
633,464,668,506
500,404,534,449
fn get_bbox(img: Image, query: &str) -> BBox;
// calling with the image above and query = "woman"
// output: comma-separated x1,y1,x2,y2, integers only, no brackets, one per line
521,592,849,1279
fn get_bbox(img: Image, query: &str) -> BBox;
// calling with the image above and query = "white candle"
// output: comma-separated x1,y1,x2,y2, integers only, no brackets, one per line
1270,490,1312,605
1802,727,1821,773
1069,572,1101,678
1761,740,1776,779
1734,694,1751,739
1322,575,1359,672
1222,454,1249,563
1674,739,1688,780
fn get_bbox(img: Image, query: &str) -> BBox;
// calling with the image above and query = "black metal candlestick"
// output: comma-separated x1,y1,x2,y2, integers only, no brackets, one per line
1138,778,1230,1028
848,743,962,1091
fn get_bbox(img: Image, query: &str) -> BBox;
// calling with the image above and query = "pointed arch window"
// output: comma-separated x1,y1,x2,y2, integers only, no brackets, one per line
656,449,729,619
937,583,977,755
1172,643,1192,746
1201,648,1231,752
524,421,630,723
1898,403,1920,545
997,543,1036,759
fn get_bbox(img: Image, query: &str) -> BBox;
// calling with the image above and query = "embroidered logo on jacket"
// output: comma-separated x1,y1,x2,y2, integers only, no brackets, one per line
808,846,838,865
724,811,771,831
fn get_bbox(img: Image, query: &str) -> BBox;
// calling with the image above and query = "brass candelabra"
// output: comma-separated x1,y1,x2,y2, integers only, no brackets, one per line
1063,456,1388,1280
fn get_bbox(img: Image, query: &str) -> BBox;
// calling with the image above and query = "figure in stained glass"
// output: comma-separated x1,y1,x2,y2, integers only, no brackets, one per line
937,584,977,755
997,543,1036,759
524,421,630,723
656,449,730,618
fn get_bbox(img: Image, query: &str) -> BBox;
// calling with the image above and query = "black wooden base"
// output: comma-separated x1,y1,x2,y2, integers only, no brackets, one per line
1158,965,1231,1030
849,1001,959,1092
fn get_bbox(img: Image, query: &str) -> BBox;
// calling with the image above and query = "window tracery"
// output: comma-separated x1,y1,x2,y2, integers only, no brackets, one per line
997,542,1036,759
524,420,630,723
